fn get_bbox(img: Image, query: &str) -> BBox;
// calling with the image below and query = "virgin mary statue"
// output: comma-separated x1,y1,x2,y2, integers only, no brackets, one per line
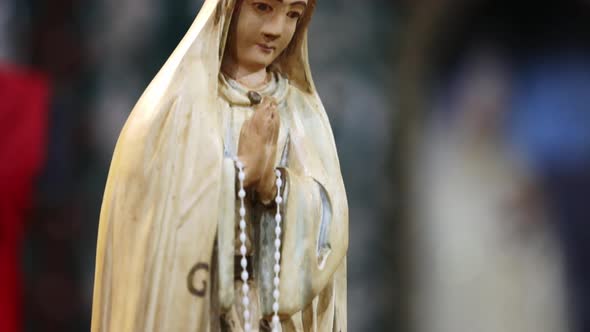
91,0,348,331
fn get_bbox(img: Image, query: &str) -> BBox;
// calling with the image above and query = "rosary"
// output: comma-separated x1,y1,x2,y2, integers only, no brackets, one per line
234,160,283,332
234,91,283,332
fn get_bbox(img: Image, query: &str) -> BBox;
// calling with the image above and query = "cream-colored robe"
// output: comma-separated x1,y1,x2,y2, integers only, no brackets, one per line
91,0,348,331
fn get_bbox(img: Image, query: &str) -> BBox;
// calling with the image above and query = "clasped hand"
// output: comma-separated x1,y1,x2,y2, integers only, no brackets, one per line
237,97,280,204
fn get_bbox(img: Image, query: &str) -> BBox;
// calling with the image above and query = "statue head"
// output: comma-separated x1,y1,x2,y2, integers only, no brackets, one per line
222,0,315,80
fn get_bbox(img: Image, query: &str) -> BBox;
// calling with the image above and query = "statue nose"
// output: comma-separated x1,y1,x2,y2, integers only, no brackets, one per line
263,33,280,42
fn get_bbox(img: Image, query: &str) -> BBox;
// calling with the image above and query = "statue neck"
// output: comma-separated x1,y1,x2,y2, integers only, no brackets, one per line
220,57,269,90
219,71,288,107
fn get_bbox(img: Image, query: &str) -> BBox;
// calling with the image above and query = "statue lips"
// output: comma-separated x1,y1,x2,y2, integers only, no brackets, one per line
256,43,275,54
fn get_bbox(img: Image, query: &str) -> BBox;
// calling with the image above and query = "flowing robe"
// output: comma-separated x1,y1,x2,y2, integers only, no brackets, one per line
215,72,346,331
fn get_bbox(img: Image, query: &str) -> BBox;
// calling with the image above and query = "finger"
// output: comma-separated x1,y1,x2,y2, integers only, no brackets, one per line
257,107,275,142
266,103,277,120
273,112,281,145
252,108,267,133
264,102,275,120
254,107,270,133
239,119,249,136
269,109,279,130
271,123,279,147
257,98,274,118
261,97,276,112
263,123,273,145
268,107,276,123
253,98,275,134
257,97,272,113
266,111,276,145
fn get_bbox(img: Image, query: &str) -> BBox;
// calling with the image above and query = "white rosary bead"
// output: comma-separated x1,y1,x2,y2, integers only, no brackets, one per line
271,169,283,326
241,257,247,269
236,159,251,332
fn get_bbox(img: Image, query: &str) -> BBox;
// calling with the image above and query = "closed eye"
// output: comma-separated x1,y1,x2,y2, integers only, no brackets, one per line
287,11,302,19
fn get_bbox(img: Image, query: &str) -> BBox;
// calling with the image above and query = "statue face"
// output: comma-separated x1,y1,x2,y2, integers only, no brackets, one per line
226,0,308,72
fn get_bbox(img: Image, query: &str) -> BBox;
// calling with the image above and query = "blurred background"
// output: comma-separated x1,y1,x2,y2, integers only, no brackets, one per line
1,0,589,331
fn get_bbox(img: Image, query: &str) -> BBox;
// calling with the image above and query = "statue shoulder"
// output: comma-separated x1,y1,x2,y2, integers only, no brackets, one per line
112,92,222,177
110,95,184,175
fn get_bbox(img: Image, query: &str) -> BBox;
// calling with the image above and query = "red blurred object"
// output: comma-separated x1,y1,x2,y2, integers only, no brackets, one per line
0,65,50,332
